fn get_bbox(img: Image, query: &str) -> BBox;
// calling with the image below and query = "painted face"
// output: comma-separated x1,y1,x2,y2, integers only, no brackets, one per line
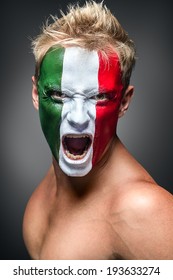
38,46,123,176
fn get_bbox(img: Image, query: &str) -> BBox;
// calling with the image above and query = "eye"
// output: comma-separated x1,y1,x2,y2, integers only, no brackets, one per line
46,90,65,102
94,92,117,103
95,93,108,101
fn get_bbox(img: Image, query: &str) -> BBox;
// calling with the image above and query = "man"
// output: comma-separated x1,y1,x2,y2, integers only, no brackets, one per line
23,1,173,259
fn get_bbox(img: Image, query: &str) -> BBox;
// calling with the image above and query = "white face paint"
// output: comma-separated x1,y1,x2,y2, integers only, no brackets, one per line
59,47,99,176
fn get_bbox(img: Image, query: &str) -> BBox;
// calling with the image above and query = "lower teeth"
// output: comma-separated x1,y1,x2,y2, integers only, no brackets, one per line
65,150,87,160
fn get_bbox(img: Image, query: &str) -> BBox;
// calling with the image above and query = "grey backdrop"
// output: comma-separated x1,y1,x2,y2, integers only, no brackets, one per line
0,0,172,259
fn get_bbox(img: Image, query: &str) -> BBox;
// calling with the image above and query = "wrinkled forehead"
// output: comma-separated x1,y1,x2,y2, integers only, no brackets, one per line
39,46,123,92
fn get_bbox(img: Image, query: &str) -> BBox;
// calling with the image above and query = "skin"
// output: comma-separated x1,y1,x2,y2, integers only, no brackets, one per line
24,46,173,260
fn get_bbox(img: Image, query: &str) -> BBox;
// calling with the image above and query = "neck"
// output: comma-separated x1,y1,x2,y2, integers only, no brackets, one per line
52,157,101,197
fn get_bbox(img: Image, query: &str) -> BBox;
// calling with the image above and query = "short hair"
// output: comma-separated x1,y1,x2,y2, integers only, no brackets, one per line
32,1,136,89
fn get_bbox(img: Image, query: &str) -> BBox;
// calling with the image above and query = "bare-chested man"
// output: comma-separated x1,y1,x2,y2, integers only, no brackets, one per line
23,1,173,260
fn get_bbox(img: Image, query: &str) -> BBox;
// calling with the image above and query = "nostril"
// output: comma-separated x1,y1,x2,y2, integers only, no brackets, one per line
67,112,90,130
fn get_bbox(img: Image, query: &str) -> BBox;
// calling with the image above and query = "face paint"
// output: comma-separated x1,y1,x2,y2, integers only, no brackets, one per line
38,47,65,161
92,52,123,165
38,46,123,177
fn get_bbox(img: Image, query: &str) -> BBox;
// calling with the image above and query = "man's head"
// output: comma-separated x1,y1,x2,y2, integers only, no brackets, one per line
32,1,136,177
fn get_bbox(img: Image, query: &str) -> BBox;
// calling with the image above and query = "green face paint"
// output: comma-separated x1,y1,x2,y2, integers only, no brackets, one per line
37,47,65,161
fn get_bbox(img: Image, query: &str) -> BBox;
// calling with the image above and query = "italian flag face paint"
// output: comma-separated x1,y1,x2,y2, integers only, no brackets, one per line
38,46,123,177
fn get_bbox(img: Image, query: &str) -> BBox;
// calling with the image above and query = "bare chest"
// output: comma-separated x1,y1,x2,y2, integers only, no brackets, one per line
30,209,118,260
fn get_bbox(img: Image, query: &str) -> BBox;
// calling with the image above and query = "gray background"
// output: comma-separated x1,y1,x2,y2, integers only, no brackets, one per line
0,0,172,259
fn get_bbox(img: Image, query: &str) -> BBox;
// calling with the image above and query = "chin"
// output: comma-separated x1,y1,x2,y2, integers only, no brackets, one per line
59,155,93,177
60,162,92,177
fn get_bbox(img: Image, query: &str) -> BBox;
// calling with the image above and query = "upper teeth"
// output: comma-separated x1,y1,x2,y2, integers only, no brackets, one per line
65,135,89,139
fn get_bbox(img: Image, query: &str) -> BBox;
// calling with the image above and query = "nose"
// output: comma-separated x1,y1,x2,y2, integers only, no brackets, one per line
67,98,90,131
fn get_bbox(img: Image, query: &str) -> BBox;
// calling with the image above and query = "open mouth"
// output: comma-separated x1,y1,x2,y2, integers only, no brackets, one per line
62,134,92,160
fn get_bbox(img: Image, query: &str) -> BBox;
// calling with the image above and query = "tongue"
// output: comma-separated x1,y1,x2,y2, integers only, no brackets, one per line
65,137,89,155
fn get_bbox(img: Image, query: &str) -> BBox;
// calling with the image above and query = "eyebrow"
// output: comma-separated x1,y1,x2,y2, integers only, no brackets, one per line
60,88,99,97
43,84,61,91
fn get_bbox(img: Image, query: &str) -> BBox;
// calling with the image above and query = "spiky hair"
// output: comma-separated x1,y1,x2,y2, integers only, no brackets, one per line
32,1,136,88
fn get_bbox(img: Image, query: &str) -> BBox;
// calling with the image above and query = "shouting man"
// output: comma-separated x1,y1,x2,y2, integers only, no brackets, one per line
23,1,173,260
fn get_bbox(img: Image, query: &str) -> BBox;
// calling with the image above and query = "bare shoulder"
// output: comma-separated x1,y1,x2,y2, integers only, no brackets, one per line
110,181,173,259
23,165,55,259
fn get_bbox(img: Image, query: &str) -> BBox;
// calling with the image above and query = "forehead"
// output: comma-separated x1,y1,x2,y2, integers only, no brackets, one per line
39,46,122,92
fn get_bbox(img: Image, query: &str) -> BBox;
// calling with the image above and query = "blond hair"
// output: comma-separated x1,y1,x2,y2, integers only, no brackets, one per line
32,1,136,89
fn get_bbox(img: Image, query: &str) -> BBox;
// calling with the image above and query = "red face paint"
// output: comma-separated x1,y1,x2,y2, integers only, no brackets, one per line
92,52,123,165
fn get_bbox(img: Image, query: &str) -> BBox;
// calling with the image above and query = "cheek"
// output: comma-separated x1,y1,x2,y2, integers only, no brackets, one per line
39,99,62,159
92,100,120,165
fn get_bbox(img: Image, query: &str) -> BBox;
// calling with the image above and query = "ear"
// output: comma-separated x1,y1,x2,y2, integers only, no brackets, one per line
32,76,39,110
118,85,134,118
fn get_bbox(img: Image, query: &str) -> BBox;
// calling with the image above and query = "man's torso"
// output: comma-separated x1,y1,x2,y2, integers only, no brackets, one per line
23,141,173,260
